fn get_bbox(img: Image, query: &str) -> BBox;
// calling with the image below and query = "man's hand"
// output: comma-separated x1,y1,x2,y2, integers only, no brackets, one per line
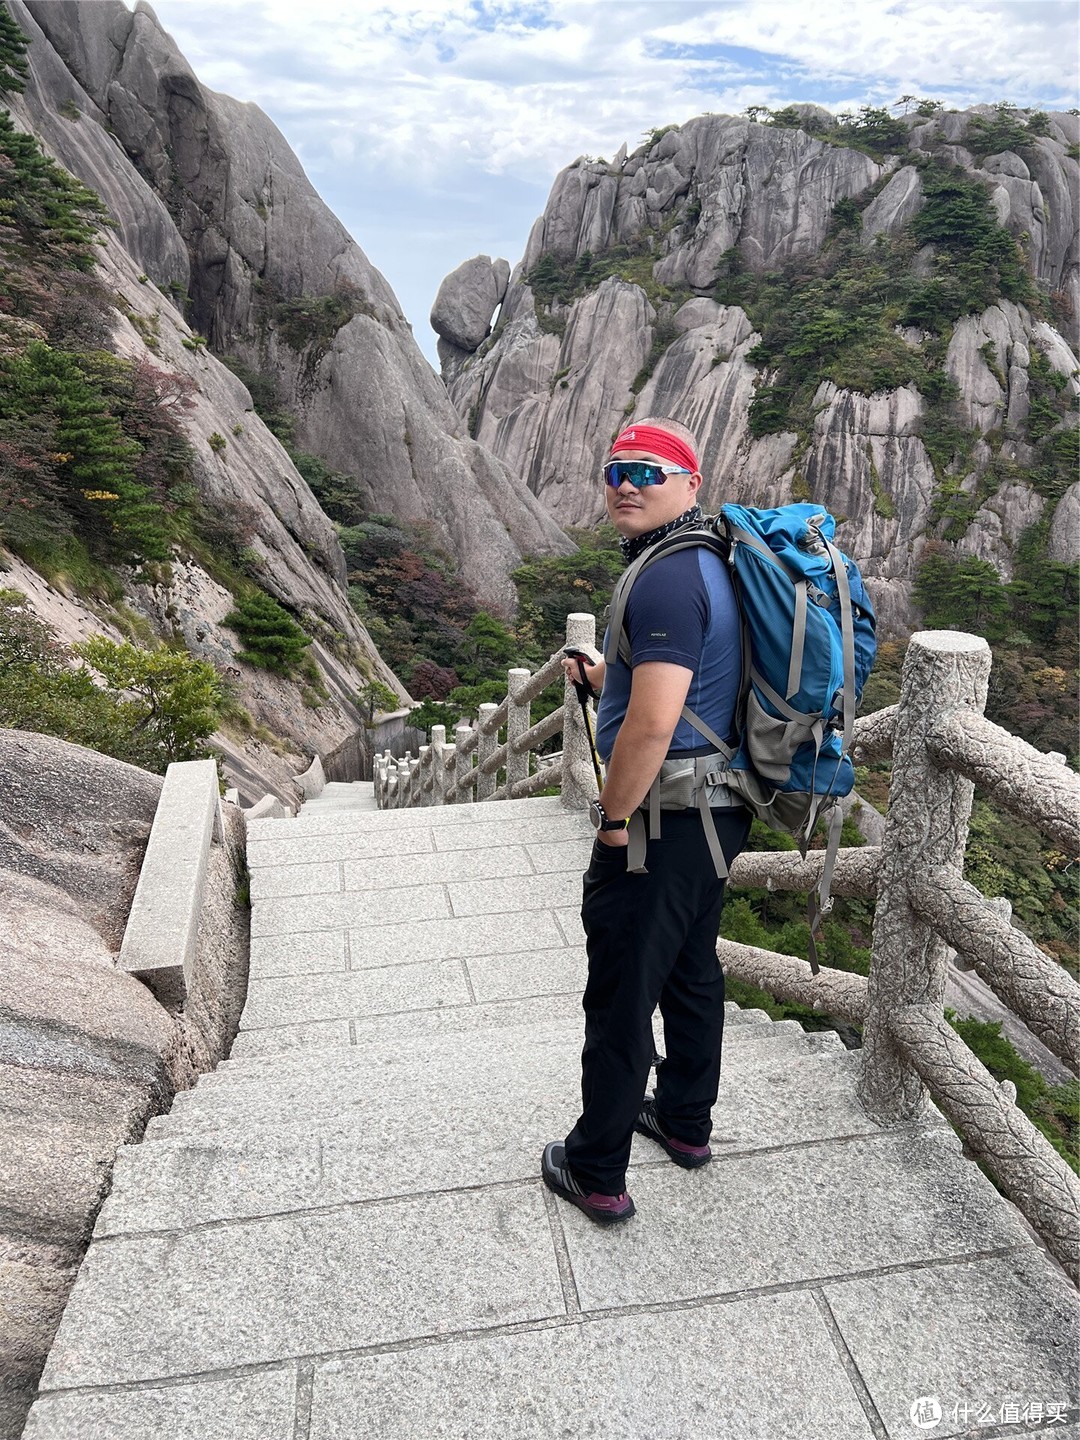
595,827,629,848
561,652,605,694
597,660,693,820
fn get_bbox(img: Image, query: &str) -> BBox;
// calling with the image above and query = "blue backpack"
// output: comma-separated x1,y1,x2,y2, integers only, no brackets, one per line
605,503,877,971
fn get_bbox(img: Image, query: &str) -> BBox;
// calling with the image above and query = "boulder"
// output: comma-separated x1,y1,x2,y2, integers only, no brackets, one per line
0,729,160,949
0,732,249,1440
430,255,510,352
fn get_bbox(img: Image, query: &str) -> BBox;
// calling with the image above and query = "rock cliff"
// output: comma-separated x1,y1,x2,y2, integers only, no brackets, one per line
0,0,572,802
436,109,1080,633
20,0,572,617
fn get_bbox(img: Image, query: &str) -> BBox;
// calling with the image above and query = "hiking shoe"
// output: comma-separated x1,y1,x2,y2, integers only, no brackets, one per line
541,1143,635,1225
635,1097,712,1169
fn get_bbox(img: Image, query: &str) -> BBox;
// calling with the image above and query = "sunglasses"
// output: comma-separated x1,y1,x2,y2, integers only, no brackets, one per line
602,461,692,489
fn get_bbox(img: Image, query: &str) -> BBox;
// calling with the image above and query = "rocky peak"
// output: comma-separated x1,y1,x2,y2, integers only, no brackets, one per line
435,106,1079,633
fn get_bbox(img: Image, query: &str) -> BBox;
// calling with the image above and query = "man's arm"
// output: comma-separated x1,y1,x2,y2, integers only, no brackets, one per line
595,660,693,847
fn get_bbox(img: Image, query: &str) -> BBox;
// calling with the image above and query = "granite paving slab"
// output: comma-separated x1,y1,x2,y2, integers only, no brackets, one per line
431,814,592,851
348,909,568,967
524,836,593,872
308,1292,878,1440
226,992,588,1061
250,881,449,937
445,870,583,918
247,930,348,980
166,1016,824,1124
248,860,341,900
22,1368,296,1440
254,796,567,838
555,905,585,942
341,843,538,892
246,827,436,869
219,1001,815,1083
822,1248,1080,1439
239,956,471,1029
558,1128,1031,1311
227,1017,353,1057
465,943,587,1002
39,1186,565,1391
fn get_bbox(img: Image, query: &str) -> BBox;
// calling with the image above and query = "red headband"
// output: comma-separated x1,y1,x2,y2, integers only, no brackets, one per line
609,424,698,474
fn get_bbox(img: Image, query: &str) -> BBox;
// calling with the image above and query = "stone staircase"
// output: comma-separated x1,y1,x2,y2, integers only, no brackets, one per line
23,790,1079,1439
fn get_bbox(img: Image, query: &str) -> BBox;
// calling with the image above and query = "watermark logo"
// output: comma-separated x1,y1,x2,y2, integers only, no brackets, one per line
911,1397,942,1429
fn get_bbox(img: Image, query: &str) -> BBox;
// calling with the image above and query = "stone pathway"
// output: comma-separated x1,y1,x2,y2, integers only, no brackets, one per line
24,792,1080,1439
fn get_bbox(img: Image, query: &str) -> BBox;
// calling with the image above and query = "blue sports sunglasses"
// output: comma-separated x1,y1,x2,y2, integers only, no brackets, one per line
602,460,691,489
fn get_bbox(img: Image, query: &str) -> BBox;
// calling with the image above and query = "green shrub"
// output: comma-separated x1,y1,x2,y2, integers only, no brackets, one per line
207,431,227,453
965,103,1034,157
0,590,222,771
630,318,680,394
947,1008,1078,1172
0,342,175,565
76,634,223,764
270,289,372,352
224,589,312,675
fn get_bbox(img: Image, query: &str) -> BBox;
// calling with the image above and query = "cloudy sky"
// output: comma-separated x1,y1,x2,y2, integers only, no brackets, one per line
149,0,1078,366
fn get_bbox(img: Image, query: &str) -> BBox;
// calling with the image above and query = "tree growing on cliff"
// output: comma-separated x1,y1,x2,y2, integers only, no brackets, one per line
0,3,29,95
224,589,312,676
76,634,224,764
0,590,223,770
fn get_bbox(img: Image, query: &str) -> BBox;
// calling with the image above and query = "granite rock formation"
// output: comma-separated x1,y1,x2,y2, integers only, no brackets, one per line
19,0,572,618
0,730,249,1440
438,109,1080,633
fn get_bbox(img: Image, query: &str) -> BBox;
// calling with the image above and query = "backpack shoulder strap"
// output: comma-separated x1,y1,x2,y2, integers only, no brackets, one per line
604,527,728,667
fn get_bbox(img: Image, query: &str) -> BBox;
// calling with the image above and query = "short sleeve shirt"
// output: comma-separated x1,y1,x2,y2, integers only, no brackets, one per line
595,546,742,762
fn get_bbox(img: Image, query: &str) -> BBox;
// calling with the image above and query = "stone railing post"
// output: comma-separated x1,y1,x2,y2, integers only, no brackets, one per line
857,631,992,1124
417,746,430,806
394,756,411,810
454,723,474,804
430,725,447,806
561,611,599,813
476,702,499,801
505,668,531,793
409,755,421,807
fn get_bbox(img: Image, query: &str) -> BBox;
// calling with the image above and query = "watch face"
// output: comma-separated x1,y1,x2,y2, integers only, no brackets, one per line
588,800,603,829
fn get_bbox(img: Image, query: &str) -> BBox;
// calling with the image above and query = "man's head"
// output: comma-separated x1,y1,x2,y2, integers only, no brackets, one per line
603,416,702,540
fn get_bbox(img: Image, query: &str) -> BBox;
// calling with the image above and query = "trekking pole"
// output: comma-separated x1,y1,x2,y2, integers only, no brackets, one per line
563,647,604,793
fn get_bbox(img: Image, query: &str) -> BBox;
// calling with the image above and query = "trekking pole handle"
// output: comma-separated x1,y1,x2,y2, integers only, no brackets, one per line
562,647,602,699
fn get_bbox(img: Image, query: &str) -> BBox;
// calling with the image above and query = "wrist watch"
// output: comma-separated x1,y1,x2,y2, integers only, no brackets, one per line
588,800,630,832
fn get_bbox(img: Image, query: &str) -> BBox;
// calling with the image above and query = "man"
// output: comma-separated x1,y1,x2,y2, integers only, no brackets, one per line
542,416,750,1224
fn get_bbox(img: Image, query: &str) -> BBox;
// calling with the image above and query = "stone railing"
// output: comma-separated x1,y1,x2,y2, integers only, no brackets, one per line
374,613,601,812
721,631,1080,1286
376,622,1080,1283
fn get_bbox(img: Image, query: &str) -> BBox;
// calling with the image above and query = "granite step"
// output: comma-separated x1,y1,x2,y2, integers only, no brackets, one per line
44,1120,1050,1411
145,1023,869,1163
213,1003,821,1084
300,781,379,814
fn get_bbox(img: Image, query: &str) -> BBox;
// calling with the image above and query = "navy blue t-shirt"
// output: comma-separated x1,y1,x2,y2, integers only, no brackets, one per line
596,547,742,761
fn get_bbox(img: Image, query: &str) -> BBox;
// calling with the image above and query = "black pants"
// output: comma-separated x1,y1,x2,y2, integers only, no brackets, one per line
564,806,752,1195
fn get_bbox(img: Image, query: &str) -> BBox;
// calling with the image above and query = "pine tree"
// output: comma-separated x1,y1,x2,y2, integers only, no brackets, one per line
1,342,169,562
0,4,29,95
0,111,106,267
